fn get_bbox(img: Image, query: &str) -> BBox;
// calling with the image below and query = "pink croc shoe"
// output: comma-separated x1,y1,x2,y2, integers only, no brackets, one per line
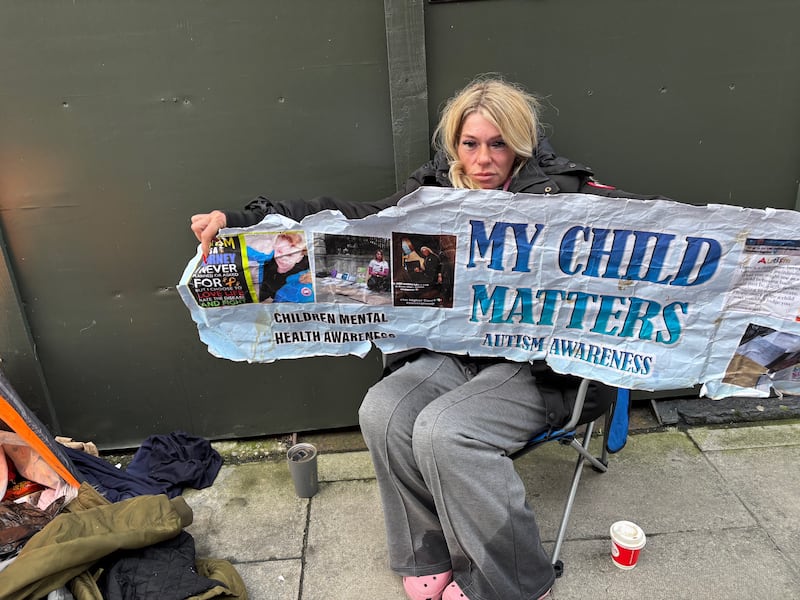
403,570,453,600
442,582,466,600
443,581,551,600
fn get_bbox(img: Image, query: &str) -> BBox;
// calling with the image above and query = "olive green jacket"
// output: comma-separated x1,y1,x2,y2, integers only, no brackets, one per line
0,483,246,600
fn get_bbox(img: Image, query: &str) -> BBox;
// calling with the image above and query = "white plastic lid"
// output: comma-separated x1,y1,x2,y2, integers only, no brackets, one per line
610,520,647,549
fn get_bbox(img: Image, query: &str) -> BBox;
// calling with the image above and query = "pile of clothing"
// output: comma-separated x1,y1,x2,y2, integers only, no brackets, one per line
0,430,246,600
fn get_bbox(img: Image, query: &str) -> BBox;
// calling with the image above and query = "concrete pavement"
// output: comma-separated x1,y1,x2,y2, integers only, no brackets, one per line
182,414,800,599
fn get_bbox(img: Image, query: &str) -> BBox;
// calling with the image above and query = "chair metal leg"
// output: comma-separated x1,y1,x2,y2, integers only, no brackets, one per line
599,401,614,467
551,419,608,571
518,380,621,577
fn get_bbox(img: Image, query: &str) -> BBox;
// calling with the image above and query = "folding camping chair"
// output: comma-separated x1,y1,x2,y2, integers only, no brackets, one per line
511,379,630,578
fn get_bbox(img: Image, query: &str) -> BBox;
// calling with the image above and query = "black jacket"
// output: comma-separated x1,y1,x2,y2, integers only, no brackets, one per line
222,139,651,428
222,137,663,227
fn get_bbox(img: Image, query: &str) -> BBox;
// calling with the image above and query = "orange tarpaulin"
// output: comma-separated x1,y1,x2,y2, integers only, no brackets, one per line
0,393,79,489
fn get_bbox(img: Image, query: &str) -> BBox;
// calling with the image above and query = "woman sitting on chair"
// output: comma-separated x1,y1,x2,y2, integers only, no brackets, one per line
191,76,658,600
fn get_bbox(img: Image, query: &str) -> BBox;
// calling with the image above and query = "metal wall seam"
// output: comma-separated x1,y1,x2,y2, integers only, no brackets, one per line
384,0,431,189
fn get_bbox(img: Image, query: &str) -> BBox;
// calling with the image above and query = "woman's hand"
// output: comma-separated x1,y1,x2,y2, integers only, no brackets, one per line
190,210,227,258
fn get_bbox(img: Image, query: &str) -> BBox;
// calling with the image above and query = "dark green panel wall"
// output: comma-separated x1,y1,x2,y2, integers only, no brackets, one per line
425,0,800,209
1,0,797,448
0,1,394,448
0,227,55,430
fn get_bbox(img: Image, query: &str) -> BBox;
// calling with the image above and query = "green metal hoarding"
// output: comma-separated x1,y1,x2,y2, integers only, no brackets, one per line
0,0,797,448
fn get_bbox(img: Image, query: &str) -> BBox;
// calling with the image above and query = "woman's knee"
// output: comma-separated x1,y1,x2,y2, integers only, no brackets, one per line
358,379,414,447
358,385,389,441
411,407,468,466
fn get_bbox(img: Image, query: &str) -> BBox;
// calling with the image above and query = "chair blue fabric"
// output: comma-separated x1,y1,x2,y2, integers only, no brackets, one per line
513,381,631,577
607,388,630,454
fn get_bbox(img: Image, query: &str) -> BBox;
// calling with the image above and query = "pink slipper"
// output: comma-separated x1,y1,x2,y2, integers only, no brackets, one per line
442,581,551,600
403,570,453,600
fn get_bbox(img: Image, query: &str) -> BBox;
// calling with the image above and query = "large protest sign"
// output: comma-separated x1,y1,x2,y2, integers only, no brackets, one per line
178,188,800,399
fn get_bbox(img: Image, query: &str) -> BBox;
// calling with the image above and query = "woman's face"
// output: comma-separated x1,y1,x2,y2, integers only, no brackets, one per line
456,112,516,190
375,251,383,261
273,238,305,273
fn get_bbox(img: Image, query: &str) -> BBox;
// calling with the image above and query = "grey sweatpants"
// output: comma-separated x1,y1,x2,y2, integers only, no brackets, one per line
358,351,555,600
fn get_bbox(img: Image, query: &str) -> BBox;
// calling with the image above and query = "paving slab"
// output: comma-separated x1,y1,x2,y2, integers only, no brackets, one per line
183,461,308,563
235,560,302,600
303,478,402,600
319,449,375,481
687,421,800,451
516,430,755,542
703,443,800,570
552,528,800,599
177,423,800,598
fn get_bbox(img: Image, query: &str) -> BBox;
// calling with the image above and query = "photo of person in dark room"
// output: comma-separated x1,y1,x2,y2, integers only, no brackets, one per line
392,233,456,308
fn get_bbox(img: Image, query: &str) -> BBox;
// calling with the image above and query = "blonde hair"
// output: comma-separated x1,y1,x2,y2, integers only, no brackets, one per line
432,77,541,189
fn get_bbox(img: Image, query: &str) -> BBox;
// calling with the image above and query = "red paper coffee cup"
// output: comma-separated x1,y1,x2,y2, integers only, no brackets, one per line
610,521,646,569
